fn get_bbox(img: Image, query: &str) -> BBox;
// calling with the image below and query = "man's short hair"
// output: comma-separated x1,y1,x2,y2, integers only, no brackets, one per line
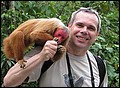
69,7,101,32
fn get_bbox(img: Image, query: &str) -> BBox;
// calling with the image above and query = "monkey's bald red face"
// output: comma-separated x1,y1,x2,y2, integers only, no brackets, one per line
54,28,69,44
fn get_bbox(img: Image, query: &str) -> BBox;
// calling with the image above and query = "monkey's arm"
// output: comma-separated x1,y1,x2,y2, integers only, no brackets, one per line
30,30,54,43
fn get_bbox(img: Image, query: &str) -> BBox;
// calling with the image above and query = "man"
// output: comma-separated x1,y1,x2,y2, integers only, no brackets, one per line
3,7,108,87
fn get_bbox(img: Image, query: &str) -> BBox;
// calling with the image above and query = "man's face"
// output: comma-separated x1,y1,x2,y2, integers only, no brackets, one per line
68,11,99,49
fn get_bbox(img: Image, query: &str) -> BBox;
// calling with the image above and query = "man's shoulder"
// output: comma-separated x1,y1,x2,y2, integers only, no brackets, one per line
24,46,42,59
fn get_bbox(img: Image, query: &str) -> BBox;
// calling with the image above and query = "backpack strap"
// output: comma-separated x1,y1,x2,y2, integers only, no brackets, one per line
37,59,53,82
93,55,106,87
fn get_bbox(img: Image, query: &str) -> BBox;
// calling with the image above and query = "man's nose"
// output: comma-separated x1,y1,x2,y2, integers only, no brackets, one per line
80,26,88,35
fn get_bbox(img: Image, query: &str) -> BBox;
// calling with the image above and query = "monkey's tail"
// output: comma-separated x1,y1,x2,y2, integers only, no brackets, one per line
3,37,14,58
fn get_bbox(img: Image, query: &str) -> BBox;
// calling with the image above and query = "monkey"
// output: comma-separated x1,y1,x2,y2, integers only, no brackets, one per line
2,18,70,68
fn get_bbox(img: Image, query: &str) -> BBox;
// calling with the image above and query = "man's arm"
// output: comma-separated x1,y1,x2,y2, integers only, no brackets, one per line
3,40,58,87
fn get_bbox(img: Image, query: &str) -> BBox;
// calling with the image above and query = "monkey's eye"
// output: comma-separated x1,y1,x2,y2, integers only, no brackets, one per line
58,34,65,39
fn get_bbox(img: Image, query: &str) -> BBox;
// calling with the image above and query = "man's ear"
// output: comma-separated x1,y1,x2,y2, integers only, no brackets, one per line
95,32,99,40
96,32,99,36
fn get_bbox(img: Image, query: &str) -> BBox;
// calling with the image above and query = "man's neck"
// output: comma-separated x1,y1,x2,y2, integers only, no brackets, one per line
66,43,87,56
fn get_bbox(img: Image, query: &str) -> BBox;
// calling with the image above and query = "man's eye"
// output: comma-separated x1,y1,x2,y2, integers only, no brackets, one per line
88,27,95,31
77,24,83,28
78,25,83,27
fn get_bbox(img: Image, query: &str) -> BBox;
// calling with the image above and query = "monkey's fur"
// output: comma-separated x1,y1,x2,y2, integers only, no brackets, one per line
3,18,70,68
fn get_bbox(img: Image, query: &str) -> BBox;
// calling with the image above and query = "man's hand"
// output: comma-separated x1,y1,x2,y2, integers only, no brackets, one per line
40,40,58,61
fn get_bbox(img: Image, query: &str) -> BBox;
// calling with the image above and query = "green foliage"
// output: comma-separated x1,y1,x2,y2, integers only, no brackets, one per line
1,1,119,87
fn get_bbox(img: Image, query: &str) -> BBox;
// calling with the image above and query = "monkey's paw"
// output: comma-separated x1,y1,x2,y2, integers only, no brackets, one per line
53,37,59,43
18,59,27,69
57,45,66,52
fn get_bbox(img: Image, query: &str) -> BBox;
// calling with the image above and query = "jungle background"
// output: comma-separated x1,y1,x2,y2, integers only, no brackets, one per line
1,1,119,87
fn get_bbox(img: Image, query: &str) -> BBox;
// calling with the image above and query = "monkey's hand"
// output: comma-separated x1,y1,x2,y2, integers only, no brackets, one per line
51,45,66,62
57,45,66,53
17,59,27,68
53,37,59,43
53,37,66,52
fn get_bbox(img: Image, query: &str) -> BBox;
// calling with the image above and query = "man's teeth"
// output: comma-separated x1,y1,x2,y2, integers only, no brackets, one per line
76,36,89,40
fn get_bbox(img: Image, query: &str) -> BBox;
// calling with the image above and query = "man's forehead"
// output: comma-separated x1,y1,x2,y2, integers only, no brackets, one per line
76,11,97,18
75,11,98,23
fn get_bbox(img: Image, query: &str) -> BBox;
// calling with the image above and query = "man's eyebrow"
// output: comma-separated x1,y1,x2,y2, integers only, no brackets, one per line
76,22,97,29
76,22,82,24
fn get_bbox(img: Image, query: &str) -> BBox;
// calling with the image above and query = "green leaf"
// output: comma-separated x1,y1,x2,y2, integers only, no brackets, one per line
106,47,113,53
95,42,102,49
97,36,106,42
107,64,116,77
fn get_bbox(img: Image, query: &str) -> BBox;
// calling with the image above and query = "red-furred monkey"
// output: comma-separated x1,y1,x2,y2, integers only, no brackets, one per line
3,18,70,68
